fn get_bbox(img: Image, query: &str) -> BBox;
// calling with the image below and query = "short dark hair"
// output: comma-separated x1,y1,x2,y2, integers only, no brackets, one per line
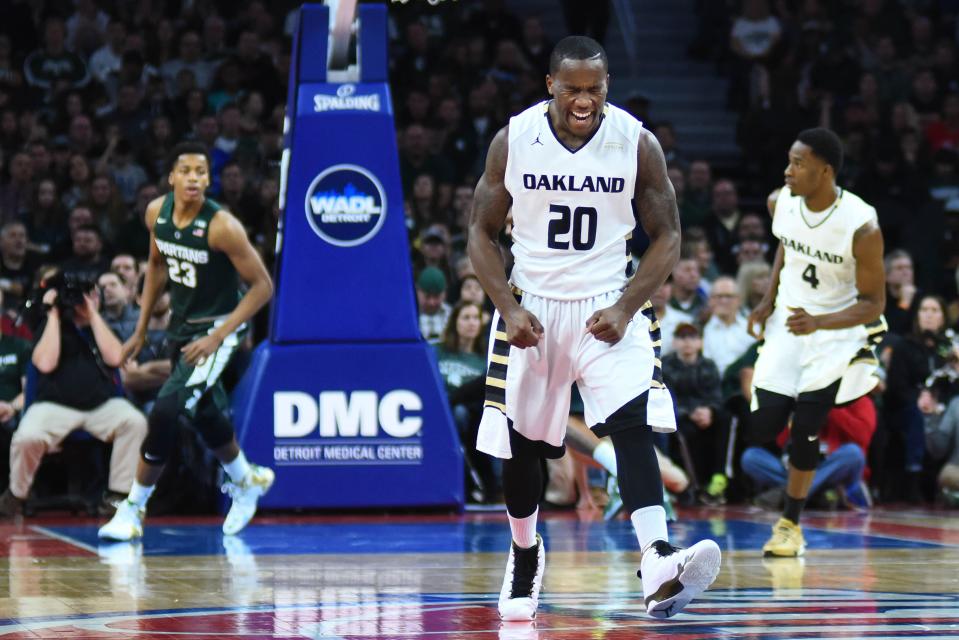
796,127,843,175
75,223,102,237
549,36,608,75
167,141,211,173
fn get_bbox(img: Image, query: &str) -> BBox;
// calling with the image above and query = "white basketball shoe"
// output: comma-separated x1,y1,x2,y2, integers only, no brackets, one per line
498,533,546,621
640,539,721,618
222,464,275,535
97,500,145,541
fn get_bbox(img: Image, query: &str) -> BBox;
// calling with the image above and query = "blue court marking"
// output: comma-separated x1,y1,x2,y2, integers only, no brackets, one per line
48,517,942,557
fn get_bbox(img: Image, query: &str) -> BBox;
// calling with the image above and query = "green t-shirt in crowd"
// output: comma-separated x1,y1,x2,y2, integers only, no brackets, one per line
721,341,760,400
433,345,486,393
0,334,30,402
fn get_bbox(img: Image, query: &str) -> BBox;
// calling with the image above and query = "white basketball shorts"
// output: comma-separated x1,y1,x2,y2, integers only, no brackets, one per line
751,305,886,404
476,289,676,460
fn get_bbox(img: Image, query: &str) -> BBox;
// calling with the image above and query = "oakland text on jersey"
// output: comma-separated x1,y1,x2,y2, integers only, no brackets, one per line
155,237,210,264
779,235,844,264
522,173,626,193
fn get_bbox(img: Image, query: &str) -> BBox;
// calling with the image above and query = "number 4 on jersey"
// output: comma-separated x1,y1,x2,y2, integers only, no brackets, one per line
802,263,819,289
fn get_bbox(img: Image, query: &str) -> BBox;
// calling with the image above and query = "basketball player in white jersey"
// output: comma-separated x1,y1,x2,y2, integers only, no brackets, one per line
748,128,886,557
468,36,721,623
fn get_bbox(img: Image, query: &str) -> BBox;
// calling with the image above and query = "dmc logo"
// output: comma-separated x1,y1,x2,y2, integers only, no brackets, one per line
304,164,387,247
337,84,356,97
274,390,422,438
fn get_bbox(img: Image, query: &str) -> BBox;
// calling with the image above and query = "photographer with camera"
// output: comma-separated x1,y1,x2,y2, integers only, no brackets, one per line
0,269,147,517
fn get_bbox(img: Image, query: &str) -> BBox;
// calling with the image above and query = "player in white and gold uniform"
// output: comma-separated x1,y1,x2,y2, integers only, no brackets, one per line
748,128,886,558
468,36,720,623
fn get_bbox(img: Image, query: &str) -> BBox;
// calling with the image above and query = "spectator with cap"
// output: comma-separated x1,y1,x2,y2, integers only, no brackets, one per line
417,266,451,344
662,322,731,504
417,223,453,275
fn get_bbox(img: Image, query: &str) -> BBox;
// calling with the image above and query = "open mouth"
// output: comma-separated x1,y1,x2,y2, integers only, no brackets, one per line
569,110,593,126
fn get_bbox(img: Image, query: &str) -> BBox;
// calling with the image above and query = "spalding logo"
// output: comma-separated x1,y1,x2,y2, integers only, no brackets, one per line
304,164,387,247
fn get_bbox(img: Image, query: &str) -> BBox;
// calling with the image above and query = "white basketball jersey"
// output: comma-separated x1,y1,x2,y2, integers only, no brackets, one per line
505,101,642,300
772,186,877,315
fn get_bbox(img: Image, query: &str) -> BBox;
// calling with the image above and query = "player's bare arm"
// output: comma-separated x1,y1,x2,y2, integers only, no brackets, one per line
786,220,885,335
586,128,680,344
179,209,274,365
747,189,785,338
121,196,170,364
468,126,544,349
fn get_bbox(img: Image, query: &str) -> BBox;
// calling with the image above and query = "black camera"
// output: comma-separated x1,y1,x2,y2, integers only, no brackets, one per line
21,270,98,329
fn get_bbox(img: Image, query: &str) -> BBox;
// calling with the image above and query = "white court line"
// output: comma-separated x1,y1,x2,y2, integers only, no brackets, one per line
29,524,98,554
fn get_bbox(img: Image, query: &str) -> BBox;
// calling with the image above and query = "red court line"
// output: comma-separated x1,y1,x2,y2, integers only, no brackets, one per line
0,525,93,558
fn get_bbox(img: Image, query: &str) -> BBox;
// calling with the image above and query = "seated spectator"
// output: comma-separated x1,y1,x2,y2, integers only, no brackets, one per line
565,393,689,521
651,277,692,356
684,159,713,228
662,322,730,504
742,395,875,510
60,224,111,282
459,274,491,325
669,255,708,324
923,392,959,507
703,276,755,377
28,178,68,260
23,17,90,104
119,279,172,411
884,249,920,336
885,295,953,502
684,231,720,284
0,319,30,431
736,261,771,313
433,300,493,502
110,254,138,300
704,179,744,274
417,266,451,343
98,271,137,340
0,271,147,518
0,288,31,341
0,221,39,312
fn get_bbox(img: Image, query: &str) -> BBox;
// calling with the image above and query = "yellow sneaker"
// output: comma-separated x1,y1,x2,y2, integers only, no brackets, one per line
762,517,806,557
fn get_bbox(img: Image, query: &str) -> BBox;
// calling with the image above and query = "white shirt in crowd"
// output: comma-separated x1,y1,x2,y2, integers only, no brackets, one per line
703,312,755,376
658,306,693,356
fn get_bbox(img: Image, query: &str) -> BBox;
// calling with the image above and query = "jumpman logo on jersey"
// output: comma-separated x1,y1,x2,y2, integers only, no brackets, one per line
531,134,543,146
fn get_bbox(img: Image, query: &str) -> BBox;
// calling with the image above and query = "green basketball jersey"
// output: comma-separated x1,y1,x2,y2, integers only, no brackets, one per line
154,193,241,339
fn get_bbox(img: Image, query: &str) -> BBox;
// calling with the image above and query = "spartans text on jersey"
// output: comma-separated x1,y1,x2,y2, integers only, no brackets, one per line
155,238,210,264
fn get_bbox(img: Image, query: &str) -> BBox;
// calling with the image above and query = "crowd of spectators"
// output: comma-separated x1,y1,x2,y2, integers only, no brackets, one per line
399,0,959,511
0,0,299,514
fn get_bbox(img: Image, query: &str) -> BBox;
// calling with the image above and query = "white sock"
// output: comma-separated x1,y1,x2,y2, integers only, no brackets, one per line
593,440,618,475
127,481,155,509
223,450,252,483
631,505,668,554
508,507,539,548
